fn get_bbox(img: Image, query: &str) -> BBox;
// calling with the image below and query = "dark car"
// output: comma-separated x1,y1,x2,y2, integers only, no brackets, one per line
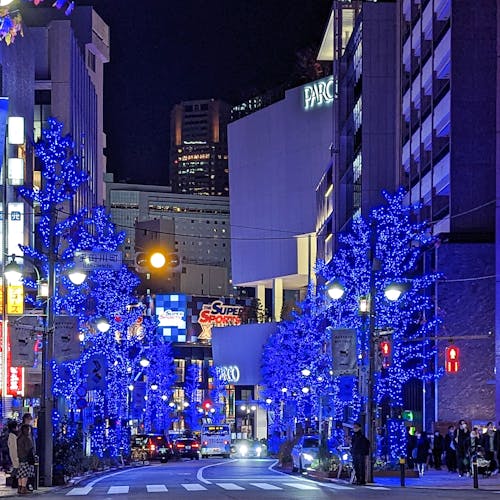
173,438,200,460
131,434,173,462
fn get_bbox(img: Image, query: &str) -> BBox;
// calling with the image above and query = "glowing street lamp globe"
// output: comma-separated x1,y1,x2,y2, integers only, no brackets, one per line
150,252,166,269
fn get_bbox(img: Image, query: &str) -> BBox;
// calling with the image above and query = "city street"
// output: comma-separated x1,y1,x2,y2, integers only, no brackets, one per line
19,460,500,499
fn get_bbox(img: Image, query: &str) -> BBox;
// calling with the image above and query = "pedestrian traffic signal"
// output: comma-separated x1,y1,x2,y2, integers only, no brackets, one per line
379,340,392,368
202,400,212,411
445,345,460,373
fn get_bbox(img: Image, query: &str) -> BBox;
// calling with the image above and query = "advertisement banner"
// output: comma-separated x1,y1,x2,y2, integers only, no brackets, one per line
6,323,24,396
330,328,358,376
54,315,80,362
10,317,39,367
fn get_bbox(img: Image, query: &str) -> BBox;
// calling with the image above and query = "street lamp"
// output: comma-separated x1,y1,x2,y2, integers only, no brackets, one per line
4,253,88,486
327,278,403,483
95,317,110,333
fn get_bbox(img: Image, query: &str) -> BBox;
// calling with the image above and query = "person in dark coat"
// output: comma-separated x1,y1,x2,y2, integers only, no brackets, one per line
444,425,457,472
16,424,34,495
455,420,470,477
482,422,497,474
351,422,370,486
414,431,430,477
433,431,444,470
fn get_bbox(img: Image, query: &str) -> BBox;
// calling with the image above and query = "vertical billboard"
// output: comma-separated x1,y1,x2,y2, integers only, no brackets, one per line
156,294,187,342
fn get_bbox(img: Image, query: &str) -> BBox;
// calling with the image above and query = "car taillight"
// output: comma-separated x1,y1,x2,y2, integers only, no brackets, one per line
203,441,208,445
192,443,199,448
150,445,156,451
224,440,229,445
177,443,185,448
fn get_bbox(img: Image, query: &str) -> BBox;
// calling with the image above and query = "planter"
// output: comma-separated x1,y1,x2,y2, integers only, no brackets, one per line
375,469,419,478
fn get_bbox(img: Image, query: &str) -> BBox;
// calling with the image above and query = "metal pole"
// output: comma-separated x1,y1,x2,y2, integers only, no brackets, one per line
366,220,377,484
39,214,56,486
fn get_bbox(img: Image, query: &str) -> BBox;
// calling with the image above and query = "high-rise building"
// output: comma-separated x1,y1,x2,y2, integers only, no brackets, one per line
170,99,231,196
316,1,399,263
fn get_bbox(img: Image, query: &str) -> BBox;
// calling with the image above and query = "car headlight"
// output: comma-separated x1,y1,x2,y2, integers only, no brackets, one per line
239,445,248,456
302,453,314,462
255,446,261,455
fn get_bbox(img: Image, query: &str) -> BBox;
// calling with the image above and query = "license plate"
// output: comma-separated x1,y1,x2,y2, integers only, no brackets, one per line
185,446,191,450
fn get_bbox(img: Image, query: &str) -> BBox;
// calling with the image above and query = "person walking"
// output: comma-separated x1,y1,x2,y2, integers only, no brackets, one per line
16,424,35,495
444,425,457,472
351,422,370,486
414,431,430,477
482,422,498,474
455,420,470,477
433,430,445,470
7,421,19,490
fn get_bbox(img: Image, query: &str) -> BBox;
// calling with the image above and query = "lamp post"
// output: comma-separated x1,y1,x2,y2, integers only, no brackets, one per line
4,254,86,486
327,277,403,483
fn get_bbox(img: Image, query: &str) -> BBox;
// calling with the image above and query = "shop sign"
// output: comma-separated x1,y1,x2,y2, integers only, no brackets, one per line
7,284,23,315
198,300,243,340
303,76,336,110
216,365,241,384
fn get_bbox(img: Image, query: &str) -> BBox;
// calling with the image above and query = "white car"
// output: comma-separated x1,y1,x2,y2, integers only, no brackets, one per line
291,435,320,472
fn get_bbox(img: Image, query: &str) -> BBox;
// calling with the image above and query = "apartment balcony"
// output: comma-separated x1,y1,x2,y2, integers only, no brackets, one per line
434,89,450,137
434,27,451,79
435,0,451,21
422,0,433,40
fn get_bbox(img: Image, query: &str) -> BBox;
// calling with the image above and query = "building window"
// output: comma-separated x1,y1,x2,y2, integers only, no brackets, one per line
87,50,96,72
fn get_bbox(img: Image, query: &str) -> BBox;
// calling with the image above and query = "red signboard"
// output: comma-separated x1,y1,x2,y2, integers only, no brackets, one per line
0,321,25,396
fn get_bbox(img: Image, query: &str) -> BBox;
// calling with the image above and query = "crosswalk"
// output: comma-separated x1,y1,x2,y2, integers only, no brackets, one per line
66,481,389,495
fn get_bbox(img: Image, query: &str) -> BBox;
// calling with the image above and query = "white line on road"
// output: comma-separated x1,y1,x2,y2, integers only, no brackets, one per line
182,483,208,491
196,459,238,484
216,483,245,490
66,487,92,496
283,482,320,490
321,482,354,490
87,468,135,487
107,486,129,494
250,483,283,490
146,484,168,492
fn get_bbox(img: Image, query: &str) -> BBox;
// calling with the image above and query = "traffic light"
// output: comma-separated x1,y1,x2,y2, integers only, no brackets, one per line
445,345,460,373
202,400,212,411
379,340,392,369
134,251,181,273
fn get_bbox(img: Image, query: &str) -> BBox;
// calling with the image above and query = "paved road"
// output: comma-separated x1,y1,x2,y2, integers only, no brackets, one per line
34,459,500,499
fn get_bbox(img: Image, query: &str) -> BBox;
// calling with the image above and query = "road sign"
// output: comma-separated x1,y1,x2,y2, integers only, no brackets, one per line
74,251,122,271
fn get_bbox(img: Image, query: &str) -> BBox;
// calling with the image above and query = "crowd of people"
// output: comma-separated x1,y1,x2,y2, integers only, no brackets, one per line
407,420,499,478
0,413,36,495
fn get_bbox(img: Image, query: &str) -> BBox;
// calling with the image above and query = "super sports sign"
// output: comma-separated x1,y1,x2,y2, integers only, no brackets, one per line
197,300,244,341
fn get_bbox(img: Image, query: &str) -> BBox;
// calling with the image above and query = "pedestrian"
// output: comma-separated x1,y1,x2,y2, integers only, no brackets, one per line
407,429,417,470
21,413,35,491
414,431,430,477
455,419,470,477
426,431,434,469
16,424,35,495
350,422,370,486
433,430,445,470
7,421,19,489
481,422,497,474
444,425,457,472
0,424,10,471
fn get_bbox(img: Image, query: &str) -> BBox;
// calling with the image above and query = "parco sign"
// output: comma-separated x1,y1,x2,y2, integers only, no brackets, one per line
216,365,241,384
303,76,336,110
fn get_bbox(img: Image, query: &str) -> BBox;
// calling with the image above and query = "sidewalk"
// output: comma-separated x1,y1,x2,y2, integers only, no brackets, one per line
372,468,500,491
0,472,55,497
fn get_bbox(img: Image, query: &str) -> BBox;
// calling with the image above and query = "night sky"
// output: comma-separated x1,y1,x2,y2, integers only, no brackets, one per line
82,1,332,185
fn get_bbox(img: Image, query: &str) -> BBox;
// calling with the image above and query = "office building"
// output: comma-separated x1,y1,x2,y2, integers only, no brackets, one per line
170,99,231,197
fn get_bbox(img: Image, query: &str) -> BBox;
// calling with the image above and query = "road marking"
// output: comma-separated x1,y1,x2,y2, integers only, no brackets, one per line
217,482,245,490
146,484,168,492
250,482,283,490
66,487,92,496
87,468,133,487
322,482,353,490
196,459,238,484
182,483,208,491
365,486,391,490
107,486,129,494
283,482,320,490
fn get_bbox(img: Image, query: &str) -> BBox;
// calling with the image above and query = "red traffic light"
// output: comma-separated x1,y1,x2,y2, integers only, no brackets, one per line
445,346,460,373
202,400,212,410
380,341,391,356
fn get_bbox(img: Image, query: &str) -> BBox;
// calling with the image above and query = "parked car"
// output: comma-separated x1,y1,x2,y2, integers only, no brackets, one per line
173,437,201,460
131,434,173,462
231,439,267,458
291,435,320,472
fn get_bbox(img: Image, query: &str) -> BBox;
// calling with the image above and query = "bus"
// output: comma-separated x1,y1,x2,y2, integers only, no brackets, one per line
200,424,231,458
